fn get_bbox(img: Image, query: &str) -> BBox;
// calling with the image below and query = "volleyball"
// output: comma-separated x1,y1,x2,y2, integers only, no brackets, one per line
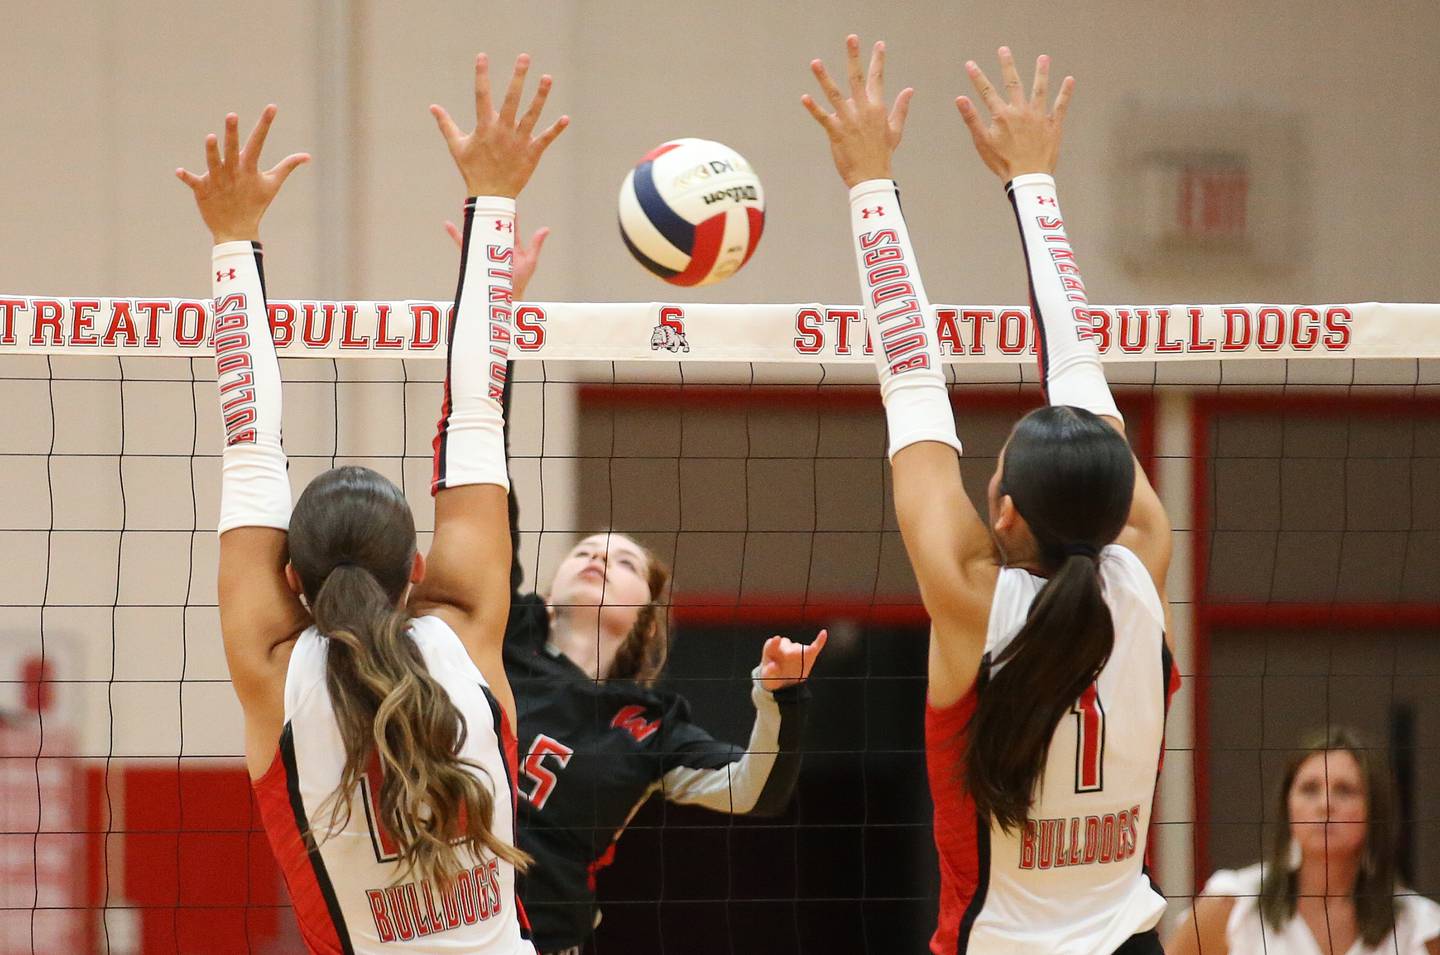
617,138,766,286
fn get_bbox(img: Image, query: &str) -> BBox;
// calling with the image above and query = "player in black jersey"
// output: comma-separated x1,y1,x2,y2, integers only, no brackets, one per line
504,545,821,954
453,243,825,954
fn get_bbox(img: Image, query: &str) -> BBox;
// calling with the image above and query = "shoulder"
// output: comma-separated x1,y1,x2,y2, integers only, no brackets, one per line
504,592,549,646
1099,543,1165,623
981,565,1046,649
1397,888,1440,944
1202,863,1265,899
638,684,692,722
407,615,489,682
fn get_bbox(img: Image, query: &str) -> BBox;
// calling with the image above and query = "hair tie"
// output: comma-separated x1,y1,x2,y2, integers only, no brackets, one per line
1063,542,1099,561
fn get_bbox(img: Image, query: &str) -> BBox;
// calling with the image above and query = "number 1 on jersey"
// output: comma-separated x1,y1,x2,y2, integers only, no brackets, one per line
1072,683,1106,793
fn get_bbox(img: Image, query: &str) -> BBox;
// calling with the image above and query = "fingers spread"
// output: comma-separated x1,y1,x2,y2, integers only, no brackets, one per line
966,60,1006,115
1030,54,1050,107
443,220,462,249
889,86,914,139
998,46,1024,106
866,40,885,101
844,34,865,100
518,74,552,136
811,59,846,111
204,133,222,179
175,167,204,190
528,226,551,253
267,152,310,186
430,104,462,147
1053,74,1075,123
499,53,531,125
531,114,570,154
243,105,278,171
955,95,988,143
223,113,240,170
800,93,834,129
473,52,493,123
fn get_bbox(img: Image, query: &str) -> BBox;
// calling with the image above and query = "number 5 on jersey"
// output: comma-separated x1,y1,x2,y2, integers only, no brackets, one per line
521,735,574,811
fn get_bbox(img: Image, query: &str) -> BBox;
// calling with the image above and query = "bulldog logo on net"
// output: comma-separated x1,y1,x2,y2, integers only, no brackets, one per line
650,306,690,353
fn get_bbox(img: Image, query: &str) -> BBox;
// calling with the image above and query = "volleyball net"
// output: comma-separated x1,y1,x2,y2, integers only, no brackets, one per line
2,296,1438,953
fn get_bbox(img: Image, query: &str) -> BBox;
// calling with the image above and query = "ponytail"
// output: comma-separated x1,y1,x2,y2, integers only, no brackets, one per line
965,552,1116,833
963,405,1134,832
312,563,530,881
603,542,672,687
289,466,531,881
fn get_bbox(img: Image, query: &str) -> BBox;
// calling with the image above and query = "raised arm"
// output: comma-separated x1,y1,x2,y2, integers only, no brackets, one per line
445,215,551,599
957,49,1172,596
409,54,568,699
176,107,310,770
803,37,996,701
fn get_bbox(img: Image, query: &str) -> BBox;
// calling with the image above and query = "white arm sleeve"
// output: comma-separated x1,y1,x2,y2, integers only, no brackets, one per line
213,241,291,535
431,196,515,493
1005,173,1121,422
848,179,962,460
659,667,806,816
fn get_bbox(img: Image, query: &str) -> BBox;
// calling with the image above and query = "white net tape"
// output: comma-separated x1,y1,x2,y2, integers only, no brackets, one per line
3,296,1438,363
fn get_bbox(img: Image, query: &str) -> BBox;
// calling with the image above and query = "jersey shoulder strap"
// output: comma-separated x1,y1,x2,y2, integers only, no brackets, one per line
281,627,329,719
984,566,1046,660
1098,544,1165,625
408,614,490,688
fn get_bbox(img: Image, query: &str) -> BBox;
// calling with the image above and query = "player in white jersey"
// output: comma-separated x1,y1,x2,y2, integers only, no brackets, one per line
175,52,568,954
803,39,1179,954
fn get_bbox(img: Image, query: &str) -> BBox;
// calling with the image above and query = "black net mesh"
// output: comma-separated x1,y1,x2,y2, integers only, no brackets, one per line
1,348,1436,953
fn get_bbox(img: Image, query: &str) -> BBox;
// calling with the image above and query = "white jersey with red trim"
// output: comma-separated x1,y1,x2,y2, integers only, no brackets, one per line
253,615,534,955
932,544,1176,955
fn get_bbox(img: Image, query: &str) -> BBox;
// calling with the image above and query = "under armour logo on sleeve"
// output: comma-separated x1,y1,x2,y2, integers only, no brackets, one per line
495,220,514,233
861,206,885,219
216,268,236,282
1037,197,1057,207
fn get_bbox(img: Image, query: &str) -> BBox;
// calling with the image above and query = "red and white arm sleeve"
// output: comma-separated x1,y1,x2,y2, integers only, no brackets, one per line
848,179,962,460
1006,173,1121,422
431,196,515,494
213,241,291,535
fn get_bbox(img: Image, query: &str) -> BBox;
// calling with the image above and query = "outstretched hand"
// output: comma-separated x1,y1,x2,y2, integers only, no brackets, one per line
758,629,828,692
175,105,310,243
445,219,549,299
801,35,913,189
431,53,569,198
956,48,1073,181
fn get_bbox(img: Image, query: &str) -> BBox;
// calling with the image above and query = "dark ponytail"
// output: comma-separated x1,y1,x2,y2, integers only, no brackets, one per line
964,407,1135,833
290,467,530,882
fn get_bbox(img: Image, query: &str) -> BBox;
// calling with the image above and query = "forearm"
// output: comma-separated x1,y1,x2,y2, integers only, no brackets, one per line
213,241,290,534
661,671,810,816
849,179,961,460
502,365,525,595
432,196,515,494
1005,173,1120,423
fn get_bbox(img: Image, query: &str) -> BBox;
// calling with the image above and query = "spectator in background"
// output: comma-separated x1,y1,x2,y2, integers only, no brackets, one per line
1168,725,1440,955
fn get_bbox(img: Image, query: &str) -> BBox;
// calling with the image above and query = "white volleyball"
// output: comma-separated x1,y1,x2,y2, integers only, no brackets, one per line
617,138,766,286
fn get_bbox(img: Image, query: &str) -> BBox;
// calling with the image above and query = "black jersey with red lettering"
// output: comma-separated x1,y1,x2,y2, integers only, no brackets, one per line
503,595,808,950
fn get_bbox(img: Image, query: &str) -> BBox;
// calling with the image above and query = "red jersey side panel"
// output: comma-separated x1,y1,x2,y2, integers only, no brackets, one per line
926,688,982,955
